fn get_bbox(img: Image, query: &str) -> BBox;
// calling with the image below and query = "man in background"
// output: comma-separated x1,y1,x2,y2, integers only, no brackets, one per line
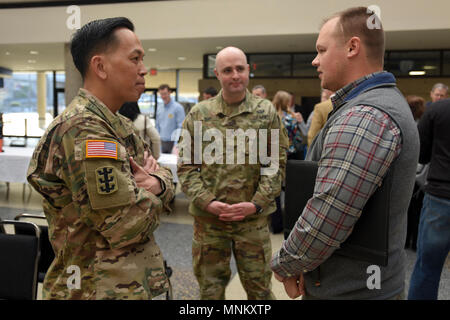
426,83,448,106
307,88,334,146
156,84,185,153
252,84,267,98
178,46,288,300
202,86,218,100
408,97,450,300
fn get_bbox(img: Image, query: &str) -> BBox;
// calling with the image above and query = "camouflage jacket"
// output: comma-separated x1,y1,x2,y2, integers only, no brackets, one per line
27,88,174,300
177,89,288,217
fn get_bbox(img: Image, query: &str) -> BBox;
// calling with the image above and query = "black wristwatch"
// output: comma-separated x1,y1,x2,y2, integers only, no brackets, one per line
253,203,263,215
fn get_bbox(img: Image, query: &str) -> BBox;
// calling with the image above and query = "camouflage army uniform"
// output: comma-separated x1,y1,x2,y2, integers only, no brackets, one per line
177,89,288,299
27,88,174,300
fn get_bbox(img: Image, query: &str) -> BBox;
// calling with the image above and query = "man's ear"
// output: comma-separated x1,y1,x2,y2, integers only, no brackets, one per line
347,36,361,59
90,55,107,80
214,68,219,79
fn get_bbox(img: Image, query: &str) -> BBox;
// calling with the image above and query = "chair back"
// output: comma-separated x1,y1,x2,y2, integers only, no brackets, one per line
0,220,40,300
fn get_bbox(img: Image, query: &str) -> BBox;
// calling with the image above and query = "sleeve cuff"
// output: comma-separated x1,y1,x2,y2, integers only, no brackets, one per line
194,192,217,211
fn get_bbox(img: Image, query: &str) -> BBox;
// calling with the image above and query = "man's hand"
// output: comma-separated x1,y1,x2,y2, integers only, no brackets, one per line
130,156,162,195
142,151,159,174
205,201,231,216
218,202,257,222
293,112,304,123
273,271,305,299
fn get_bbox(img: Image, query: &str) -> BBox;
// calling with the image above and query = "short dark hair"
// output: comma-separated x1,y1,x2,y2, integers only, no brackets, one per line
119,101,141,122
158,84,171,91
325,7,385,66
70,17,134,78
203,87,218,97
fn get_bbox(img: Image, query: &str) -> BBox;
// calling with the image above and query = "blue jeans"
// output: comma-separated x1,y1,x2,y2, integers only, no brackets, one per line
408,192,450,300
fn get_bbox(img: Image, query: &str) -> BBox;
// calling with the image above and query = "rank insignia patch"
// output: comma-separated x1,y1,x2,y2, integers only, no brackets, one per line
86,140,118,159
96,166,117,194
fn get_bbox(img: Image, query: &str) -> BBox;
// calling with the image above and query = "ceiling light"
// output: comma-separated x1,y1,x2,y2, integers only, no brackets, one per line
409,71,425,76
147,48,157,52
5,51,10,55
423,65,436,70
29,50,39,55
27,59,36,63
216,46,223,50
177,57,186,61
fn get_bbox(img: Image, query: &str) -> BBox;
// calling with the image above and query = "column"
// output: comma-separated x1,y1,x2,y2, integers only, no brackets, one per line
37,71,46,129
64,42,82,107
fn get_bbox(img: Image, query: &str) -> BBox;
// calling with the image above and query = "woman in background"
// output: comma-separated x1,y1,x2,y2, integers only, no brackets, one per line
119,102,161,160
272,90,306,160
405,95,427,251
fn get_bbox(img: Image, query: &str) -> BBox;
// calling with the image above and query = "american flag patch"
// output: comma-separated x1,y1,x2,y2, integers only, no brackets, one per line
86,140,118,159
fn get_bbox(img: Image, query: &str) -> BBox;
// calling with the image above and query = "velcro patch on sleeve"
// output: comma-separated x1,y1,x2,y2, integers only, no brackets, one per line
95,166,118,195
86,140,118,159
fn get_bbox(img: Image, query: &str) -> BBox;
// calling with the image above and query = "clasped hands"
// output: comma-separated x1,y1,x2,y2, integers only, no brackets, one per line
273,271,305,299
129,151,162,195
206,200,257,222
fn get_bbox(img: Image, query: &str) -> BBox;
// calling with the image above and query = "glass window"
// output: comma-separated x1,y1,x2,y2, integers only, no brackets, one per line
206,55,216,78
293,53,317,77
385,51,440,76
443,51,450,76
249,54,291,77
1,72,37,114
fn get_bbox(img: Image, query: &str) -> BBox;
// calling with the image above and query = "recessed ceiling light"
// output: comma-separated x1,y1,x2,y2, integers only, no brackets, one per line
216,46,223,50
177,57,187,61
409,71,425,76
28,59,36,63
5,51,10,55
423,65,436,70
29,50,39,55
148,48,157,52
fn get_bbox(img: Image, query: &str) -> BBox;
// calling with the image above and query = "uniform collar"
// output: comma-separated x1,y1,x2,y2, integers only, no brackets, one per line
211,89,254,117
78,88,134,138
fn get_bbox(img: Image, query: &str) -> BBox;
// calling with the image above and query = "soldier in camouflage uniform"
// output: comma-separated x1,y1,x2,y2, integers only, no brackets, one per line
27,17,174,300
177,47,289,300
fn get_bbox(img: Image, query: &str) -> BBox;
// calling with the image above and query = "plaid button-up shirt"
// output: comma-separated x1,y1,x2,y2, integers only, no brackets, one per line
271,73,402,278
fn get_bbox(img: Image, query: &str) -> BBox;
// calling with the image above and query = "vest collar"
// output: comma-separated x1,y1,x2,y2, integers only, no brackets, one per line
330,71,396,115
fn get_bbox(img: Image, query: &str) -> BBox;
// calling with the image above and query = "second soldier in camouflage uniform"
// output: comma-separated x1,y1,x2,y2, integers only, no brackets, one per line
27,18,174,300
177,47,288,299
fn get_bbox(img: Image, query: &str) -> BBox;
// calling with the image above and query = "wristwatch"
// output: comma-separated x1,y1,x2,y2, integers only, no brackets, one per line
252,203,263,215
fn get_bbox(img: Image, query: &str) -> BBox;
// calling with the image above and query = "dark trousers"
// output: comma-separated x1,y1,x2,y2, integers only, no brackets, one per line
271,195,283,234
406,183,424,251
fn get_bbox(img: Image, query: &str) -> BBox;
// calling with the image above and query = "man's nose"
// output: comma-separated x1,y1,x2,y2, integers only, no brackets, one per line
312,55,319,67
139,62,148,76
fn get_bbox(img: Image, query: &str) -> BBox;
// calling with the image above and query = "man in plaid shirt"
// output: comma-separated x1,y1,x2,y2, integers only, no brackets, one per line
271,7,419,299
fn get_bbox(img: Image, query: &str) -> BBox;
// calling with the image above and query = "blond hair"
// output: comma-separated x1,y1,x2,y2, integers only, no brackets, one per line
272,90,292,114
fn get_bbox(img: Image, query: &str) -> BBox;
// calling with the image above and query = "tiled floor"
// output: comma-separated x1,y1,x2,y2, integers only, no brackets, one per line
0,181,448,300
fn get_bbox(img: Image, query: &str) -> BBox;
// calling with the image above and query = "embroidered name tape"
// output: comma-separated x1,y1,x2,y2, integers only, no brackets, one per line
86,140,118,159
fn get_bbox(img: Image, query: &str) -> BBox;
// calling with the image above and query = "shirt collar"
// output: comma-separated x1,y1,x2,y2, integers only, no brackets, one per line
331,71,396,110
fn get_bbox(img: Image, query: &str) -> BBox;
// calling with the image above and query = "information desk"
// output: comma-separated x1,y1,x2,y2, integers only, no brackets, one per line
0,147,178,184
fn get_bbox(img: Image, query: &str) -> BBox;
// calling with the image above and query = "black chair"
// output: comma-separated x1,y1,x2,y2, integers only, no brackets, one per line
0,220,41,300
14,213,54,283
